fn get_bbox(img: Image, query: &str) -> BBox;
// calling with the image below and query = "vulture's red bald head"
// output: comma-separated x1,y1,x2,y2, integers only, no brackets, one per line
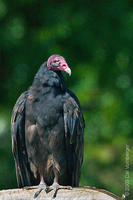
47,54,71,76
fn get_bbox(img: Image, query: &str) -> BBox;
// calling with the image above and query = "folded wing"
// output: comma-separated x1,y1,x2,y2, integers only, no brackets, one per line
11,91,37,187
64,89,85,186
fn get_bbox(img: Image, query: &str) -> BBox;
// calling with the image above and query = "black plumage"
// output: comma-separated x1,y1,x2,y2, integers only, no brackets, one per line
11,55,84,197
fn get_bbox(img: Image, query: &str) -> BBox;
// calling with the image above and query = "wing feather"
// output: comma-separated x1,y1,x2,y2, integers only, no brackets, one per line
11,91,36,187
64,90,85,186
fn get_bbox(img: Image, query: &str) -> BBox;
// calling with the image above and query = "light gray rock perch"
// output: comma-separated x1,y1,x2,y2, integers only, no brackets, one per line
0,187,124,200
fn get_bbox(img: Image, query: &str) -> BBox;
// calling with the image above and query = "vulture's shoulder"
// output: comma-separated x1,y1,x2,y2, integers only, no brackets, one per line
65,89,85,124
11,91,28,126
65,89,82,108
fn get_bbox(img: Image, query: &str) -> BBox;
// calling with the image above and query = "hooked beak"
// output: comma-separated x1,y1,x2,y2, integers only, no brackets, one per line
64,67,71,76
57,59,71,76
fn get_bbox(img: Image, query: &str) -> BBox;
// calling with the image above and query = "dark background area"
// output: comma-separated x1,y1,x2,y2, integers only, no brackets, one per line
0,0,133,199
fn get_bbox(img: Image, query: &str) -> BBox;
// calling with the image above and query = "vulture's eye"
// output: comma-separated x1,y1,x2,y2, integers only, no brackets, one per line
52,60,60,67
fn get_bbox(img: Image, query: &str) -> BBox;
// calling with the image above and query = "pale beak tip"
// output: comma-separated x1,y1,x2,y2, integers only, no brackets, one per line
66,67,71,76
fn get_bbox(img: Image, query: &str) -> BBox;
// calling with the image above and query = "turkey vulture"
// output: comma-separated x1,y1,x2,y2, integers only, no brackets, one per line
11,55,85,198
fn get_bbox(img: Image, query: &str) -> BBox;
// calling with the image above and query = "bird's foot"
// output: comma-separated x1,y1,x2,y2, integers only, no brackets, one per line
24,183,48,198
48,182,72,198
33,183,49,198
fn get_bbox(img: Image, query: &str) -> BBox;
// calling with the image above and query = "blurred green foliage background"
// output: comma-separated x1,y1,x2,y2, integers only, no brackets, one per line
0,0,133,199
